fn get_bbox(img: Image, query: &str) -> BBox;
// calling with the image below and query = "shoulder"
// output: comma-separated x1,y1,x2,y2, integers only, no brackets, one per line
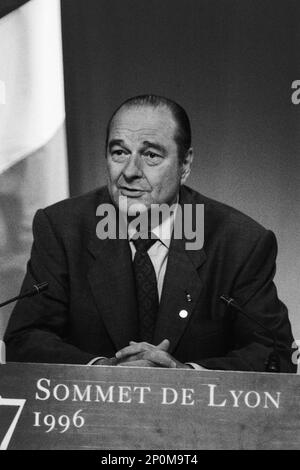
33,186,111,238
180,185,275,250
43,186,110,217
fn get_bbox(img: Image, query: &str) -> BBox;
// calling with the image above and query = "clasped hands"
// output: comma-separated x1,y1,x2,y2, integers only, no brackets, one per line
116,339,192,369
95,339,191,369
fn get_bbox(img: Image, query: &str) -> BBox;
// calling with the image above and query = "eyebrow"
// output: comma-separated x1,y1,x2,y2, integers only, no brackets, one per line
108,139,167,154
108,139,128,151
142,141,166,154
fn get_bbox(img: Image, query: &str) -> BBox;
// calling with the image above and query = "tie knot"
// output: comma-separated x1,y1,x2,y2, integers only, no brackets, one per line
132,236,157,253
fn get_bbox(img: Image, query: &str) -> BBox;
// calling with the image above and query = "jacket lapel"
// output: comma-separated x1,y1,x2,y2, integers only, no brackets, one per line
153,187,207,353
152,236,206,353
87,229,139,352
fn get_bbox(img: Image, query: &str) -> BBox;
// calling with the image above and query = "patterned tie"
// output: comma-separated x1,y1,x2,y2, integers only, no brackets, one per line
132,236,159,342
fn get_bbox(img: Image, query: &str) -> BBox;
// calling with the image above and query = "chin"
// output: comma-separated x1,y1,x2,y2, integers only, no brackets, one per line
115,194,149,216
127,200,150,216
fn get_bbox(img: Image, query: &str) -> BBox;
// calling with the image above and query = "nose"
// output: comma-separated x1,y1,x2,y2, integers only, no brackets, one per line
122,154,143,179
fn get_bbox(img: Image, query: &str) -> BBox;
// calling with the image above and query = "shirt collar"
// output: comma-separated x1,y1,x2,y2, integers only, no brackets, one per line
128,200,179,249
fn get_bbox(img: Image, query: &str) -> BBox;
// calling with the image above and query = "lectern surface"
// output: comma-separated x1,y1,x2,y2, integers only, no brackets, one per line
0,363,299,450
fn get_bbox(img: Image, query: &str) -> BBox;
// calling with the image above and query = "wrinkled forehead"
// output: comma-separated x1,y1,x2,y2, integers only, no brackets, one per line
108,105,178,145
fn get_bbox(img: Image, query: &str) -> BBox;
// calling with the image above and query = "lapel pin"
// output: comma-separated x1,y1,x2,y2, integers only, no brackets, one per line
179,309,188,319
185,292,192,302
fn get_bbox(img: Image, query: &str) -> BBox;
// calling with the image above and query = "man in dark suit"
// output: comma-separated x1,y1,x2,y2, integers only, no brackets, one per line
4,95,296,372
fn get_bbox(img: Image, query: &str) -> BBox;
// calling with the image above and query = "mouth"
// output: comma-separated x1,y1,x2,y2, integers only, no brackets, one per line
119,186,148,197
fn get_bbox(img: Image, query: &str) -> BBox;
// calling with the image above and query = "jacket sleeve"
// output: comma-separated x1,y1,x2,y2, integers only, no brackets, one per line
4,209,96,364
196,230,297,373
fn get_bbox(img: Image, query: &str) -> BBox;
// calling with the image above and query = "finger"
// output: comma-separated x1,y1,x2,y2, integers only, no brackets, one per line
115,341,153,360
116,353,144,363
115,339,169,360
156,339,170,351
144,350,177,368
115,343,144,359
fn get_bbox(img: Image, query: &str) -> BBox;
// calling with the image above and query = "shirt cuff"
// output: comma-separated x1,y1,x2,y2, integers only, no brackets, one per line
87,357,106,365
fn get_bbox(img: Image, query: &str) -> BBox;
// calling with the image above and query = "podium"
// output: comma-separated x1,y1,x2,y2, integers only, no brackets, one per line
0,362,299,450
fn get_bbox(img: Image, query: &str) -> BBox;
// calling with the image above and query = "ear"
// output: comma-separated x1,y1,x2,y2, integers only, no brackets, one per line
180,148,194,184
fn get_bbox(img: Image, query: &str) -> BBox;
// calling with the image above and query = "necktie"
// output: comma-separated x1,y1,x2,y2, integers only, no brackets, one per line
132,237,159,342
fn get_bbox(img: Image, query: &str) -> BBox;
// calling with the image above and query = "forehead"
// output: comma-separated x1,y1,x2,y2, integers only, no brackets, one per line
108,105,177,145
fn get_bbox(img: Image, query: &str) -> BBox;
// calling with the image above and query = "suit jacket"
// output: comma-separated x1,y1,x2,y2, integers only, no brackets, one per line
4,185,296,372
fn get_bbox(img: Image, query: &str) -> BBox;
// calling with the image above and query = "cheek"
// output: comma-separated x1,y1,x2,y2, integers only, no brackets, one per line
107,162,121,184
151,165,181,195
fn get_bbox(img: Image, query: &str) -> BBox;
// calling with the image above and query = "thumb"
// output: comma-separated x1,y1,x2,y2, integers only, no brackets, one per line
156,339,170,351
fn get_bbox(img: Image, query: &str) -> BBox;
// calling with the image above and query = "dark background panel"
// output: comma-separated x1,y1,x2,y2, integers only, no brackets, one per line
60,0,300,338
0,0,29,18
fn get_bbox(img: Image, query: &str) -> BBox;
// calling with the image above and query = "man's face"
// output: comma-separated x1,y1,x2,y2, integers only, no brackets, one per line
106,105,190,215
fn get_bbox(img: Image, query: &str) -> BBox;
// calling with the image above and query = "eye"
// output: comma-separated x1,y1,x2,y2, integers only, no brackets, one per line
143,151,162,165
110,148,128,162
